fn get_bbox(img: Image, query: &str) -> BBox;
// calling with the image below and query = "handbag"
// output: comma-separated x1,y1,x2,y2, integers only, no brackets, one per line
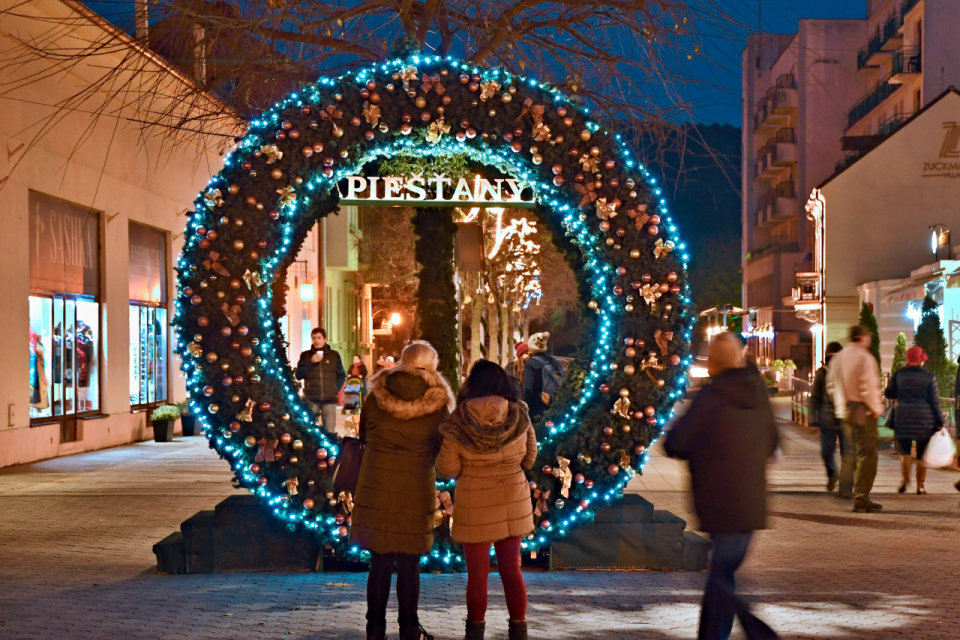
331,437,365,493
922,427,957,469
879,403,896,430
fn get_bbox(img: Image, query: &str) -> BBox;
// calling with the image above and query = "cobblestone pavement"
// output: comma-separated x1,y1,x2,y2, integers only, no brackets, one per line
1,399,959,639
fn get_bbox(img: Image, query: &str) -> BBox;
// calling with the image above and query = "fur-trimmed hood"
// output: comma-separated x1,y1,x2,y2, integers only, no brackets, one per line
440,397,531,454
368,364,455,420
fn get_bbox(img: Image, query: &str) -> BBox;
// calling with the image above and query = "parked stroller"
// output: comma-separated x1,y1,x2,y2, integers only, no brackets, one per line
341,376,364,414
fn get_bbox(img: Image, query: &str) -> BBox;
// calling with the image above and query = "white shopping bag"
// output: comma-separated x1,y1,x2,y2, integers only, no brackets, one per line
922,428,957,469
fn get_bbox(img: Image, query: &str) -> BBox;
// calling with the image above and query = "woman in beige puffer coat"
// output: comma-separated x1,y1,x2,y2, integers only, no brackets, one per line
437,359,537,640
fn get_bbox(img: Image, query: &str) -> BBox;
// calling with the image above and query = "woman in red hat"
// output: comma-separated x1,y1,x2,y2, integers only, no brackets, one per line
884,346,944,494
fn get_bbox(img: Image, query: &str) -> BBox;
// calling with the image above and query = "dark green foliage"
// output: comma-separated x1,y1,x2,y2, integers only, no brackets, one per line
891,332,907,376
914,295,950,390
858,303,881,368
412,207,460,392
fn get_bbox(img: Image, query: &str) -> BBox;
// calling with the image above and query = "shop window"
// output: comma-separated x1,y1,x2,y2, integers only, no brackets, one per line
28,191,101,441
129,305,167,407
29,294,101,431
128,222,168,409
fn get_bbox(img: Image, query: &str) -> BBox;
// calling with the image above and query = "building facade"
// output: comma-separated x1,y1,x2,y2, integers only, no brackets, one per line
741,20,868,365
812,89,960,371
0,0,355,467
742,0,960,367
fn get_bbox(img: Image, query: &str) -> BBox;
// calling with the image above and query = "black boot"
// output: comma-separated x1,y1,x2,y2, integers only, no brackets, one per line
464,620,485,640
399,622,434,640
508,620,527,640
366,620,387,640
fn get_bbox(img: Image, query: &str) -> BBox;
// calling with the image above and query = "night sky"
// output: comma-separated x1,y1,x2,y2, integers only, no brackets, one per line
681,0,867,125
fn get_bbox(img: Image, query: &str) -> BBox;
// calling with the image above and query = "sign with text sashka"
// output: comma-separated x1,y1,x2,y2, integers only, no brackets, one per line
337,174,536,208
29,191,100,296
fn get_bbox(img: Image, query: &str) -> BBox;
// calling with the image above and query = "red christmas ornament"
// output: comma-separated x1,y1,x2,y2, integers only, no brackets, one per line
237,326,249,336
303,499,315,510
280,433,292,444
198,316,209,327
203,385,214,396
575,473,585,484
670,354,681,366
542,465,553,475
540,520,551,529
624,337,635,346
608,464,620,475
258,476,268,486
625,347,637,358
220,327,232,337
600,384,610,393
241,347,253,358
199,239,211,249
584,479,595,489
222,376,233,387
249,464,260,474
190,295,202,305
230,421,241,432
647,226,659,236
260,401,271,412
667,271,679,283
600,443,611,453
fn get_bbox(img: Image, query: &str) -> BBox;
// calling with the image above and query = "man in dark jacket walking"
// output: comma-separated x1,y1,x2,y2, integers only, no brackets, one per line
809,342,844,492
295,328,346,432
666,332,780,640
522,332,564,420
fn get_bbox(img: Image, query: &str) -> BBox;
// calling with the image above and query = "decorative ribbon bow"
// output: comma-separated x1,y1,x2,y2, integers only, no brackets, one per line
612,396,632,419
255,437,279,462
420,73,445,95
426,117,451,144
534,489,551,517
579,154,600,174
577,452,593,465
551,456,573,498
243,269,264,296
640,353,666,384
362,102,381,126
283,477,299,496
221,302,241,327
595,197,618,220
276,186,296,207
399,66,418,91
186,342,202,357
533,121,551,142
574,182,597,209
319,105,343,137
434,490,454,528
260,144,283,164
618,449,632,469
237,398,256,422
517,99,545,124
479,80,500,102
338,491,354,515
654,239,675,259
203,251,230,277
640,283,662,307
203,188,223,208
655,330,674,356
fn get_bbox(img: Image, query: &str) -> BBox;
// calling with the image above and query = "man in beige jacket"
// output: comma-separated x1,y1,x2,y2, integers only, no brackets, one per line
827,325,884,512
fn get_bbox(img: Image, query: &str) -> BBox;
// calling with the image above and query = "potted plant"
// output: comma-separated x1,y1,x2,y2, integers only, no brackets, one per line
177,400,197,436
150,404,180,442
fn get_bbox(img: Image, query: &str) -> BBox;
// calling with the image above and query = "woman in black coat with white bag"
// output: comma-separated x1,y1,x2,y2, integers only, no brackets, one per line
885,346,943,495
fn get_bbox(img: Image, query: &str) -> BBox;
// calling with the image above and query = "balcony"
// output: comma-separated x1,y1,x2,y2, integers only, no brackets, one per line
881,13,904,51
752,74,797,133
793,272,821,305
900,0,922,21
847,74,902,128
771,128,797,166
890,46,922,83
754,129,796,182
756,181,797,226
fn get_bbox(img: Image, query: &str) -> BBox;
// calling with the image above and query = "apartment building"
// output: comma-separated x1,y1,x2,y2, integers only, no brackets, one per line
741,20,868,365
742,0,960,368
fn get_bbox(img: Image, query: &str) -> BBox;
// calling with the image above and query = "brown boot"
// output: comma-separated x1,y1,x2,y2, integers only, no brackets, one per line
464,621,485,640
916,460,928,495
508,620,527,640
898,455,911,493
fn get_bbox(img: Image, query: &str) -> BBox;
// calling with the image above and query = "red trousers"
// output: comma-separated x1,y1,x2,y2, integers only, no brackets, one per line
462,537,526,622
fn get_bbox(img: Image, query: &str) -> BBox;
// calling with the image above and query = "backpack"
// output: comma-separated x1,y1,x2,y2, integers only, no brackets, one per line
536,355,565,406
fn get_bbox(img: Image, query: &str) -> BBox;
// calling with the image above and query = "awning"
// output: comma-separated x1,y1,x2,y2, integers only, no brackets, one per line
884,283,928,304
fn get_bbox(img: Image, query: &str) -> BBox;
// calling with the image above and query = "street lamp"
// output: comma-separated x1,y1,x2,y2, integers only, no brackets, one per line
929,223,951,260
390,312,402,326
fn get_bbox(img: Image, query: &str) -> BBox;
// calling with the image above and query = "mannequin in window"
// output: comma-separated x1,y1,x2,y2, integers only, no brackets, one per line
77,321,94,411
29,328,49,411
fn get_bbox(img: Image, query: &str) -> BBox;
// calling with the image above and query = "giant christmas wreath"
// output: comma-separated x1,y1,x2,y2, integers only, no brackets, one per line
174,55,694,571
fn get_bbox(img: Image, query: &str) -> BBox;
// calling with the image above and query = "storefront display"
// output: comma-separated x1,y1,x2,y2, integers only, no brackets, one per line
28,192,101,430
128,222,168,408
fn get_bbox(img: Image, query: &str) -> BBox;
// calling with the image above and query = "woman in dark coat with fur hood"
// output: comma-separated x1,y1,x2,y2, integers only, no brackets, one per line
437,360,537,640
351,341,455,640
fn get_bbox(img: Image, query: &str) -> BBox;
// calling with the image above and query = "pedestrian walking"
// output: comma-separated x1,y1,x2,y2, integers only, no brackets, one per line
295,328,346,432
522,332,564,420
827,325,884,512
884,346,943,494
350,341,455,640
808,342,845,492
349,354,369,395
665,332,780,640
437,359,537,640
